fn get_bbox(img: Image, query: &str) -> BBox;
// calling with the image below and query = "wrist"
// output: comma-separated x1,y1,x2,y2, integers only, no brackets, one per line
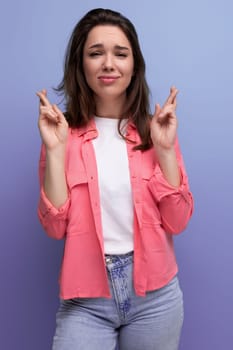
46,145,66,161
154,145,176,159
154,146,180,187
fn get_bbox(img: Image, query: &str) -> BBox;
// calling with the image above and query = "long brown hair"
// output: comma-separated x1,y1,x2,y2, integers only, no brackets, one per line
56,8,152,150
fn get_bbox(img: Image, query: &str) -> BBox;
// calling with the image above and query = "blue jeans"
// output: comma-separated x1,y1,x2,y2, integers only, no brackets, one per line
52,252,184,350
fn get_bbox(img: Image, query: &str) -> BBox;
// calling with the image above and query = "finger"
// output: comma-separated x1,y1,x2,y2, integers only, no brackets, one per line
158,105,175,118
173,95,177,109
36,90,51,107
39,89,47,97
153,103,162,119
37,91,51,107
40,106,58,120
154,103,171,125
52,104,67,124
163,86,178,107
52,104,63,118
157,105,177,125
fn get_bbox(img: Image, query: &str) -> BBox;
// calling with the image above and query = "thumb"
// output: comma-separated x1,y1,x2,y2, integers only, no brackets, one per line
153,103,161,119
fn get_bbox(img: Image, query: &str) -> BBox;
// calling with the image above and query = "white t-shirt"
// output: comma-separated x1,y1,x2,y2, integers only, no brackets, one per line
92,116,134,255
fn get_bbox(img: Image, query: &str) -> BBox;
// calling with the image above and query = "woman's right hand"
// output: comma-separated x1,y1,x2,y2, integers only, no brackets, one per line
37,89,68,151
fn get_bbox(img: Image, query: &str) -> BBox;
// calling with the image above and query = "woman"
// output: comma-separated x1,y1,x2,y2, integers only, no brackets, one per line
37,8,193,350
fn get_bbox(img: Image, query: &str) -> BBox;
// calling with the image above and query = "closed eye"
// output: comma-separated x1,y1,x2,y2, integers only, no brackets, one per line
116,53,128,57
89,51,103,57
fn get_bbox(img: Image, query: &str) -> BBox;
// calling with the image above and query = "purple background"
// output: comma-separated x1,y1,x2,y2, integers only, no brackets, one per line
1,1,233,349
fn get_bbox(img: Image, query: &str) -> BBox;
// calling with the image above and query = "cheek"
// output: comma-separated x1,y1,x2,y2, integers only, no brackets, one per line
121,61,134,78
84,65,93,79
83,60,97,79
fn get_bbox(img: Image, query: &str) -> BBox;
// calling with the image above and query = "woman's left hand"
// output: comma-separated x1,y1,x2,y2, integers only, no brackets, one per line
150,86,178,150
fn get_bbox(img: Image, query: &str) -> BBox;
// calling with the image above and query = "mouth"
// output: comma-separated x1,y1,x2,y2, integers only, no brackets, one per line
98,76,120,84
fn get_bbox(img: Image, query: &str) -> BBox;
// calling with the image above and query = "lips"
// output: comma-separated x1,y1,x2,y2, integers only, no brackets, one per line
98,76,119,84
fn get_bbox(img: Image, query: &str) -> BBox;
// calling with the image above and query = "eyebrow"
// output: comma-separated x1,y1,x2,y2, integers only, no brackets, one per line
88,43,130,51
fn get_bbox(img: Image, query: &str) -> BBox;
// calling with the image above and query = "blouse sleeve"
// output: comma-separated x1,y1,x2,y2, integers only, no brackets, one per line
37,144,70,240
147,138,194,234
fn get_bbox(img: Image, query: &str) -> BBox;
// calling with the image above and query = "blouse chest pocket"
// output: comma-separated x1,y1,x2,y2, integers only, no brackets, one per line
141,149,157,181
66,169,92,236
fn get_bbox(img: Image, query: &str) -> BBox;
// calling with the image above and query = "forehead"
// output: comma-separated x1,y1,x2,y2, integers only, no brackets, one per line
84,25,131,48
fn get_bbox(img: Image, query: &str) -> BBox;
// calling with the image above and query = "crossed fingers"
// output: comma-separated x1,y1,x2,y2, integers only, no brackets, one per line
36,89,59,122
155,86,178,123
163,86,178,109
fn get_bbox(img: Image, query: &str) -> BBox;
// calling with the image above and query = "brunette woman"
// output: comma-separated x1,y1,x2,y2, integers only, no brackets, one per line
37,8,193,350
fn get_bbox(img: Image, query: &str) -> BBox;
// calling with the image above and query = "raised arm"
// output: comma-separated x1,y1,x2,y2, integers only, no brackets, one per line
150,86,180,188
37,89,69,208
37,90,70,239
149,87,193,234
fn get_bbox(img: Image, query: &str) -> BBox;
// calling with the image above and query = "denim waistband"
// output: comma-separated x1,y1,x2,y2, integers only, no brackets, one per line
105,251,134,265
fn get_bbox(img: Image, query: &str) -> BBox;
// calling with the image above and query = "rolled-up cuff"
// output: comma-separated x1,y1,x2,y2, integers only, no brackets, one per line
38,187,70,219
148,163,190,202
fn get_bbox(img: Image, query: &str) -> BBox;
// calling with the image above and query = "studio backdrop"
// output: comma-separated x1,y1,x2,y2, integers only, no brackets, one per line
1,0,232,349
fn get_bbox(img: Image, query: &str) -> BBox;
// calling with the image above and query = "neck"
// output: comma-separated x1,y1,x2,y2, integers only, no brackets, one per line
95,94,126,119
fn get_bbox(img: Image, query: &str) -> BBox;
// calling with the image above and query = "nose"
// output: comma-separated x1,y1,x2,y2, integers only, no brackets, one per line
102,53,114,71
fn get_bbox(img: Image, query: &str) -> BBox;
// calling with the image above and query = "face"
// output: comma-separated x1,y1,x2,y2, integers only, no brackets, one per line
83,25,134,102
